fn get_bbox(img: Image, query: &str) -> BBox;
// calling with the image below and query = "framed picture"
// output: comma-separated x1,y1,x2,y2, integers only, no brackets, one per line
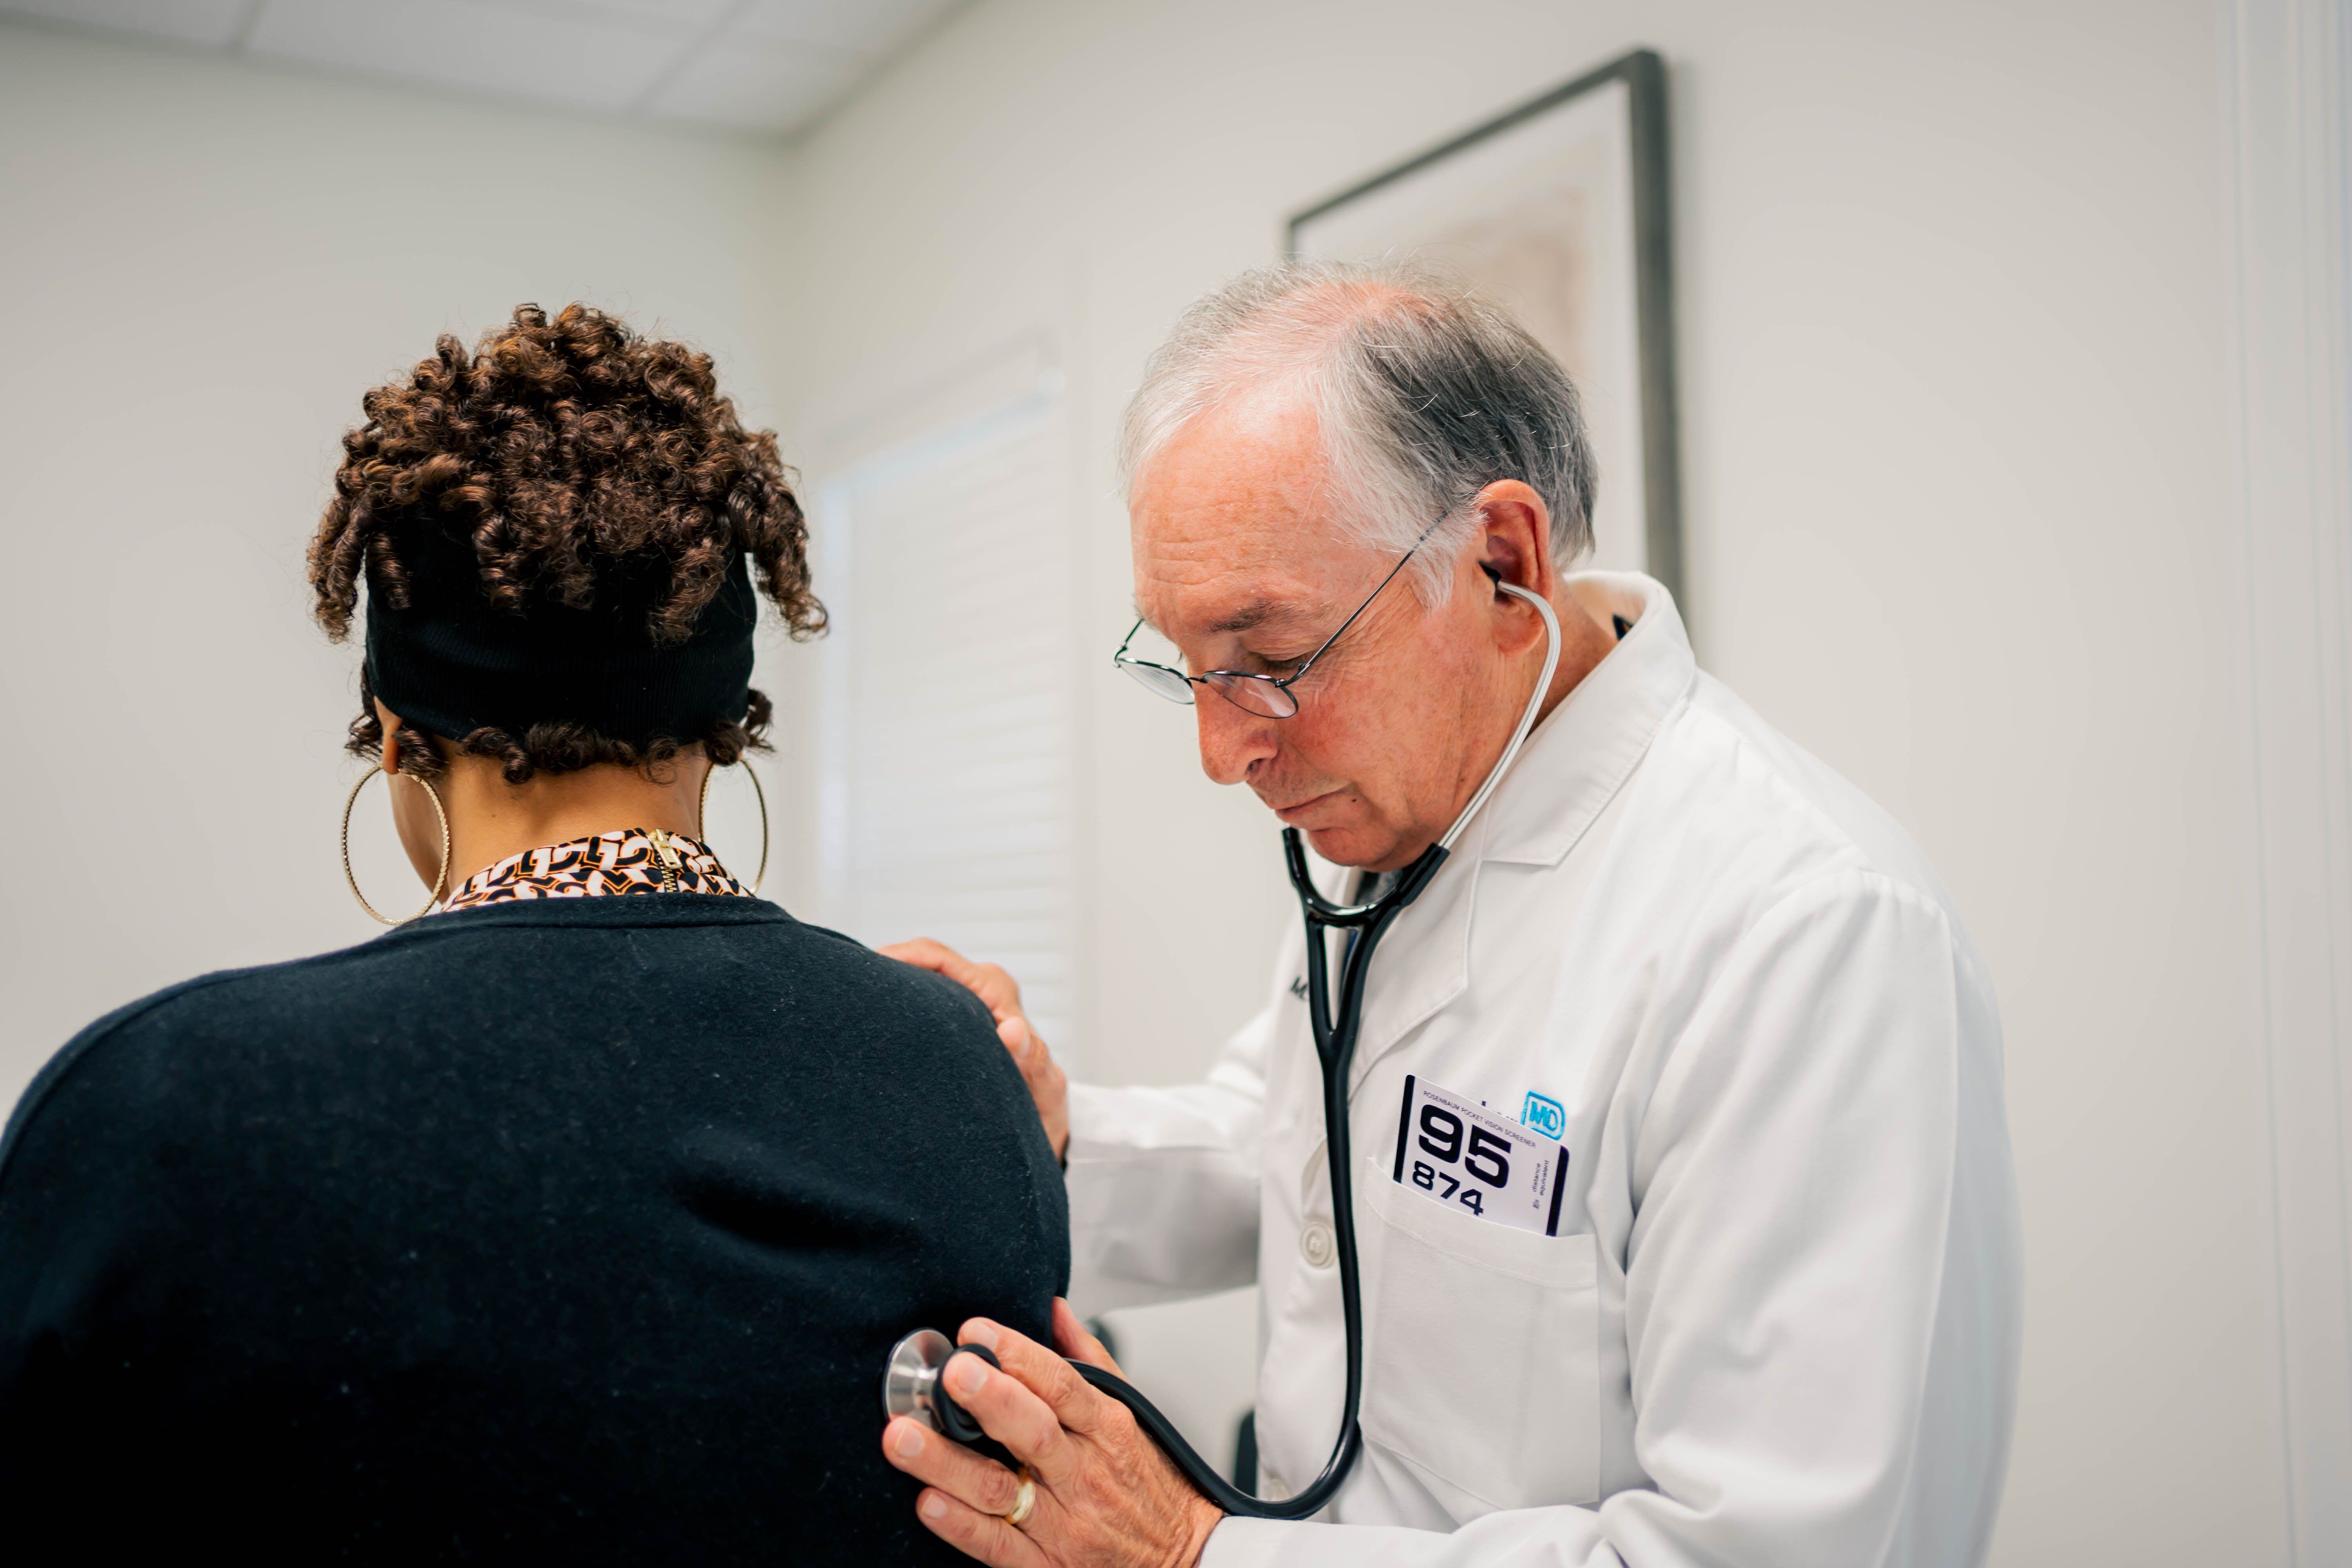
1289,49,1681,603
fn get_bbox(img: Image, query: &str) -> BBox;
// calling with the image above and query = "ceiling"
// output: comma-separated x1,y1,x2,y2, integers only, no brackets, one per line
0,0,968,137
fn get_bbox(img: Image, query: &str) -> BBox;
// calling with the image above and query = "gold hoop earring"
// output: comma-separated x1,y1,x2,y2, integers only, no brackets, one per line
341,766,452,925
698,757,771,895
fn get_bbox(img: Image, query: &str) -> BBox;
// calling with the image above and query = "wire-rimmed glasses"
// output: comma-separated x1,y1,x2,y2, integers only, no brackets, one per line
1113,518,1442,719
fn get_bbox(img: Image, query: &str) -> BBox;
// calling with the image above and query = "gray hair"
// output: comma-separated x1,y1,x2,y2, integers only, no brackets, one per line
1118,259,1596,601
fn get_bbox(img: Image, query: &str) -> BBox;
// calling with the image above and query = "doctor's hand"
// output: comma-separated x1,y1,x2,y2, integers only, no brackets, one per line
882,1299,1223,1568
880,938,1069,1160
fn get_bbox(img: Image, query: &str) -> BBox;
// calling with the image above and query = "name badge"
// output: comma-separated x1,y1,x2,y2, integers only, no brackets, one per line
1390,1074,1568,1236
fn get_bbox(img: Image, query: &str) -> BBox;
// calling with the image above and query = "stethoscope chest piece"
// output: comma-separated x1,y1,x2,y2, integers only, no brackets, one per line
882,1328,955,1430
883,1328,1000,1444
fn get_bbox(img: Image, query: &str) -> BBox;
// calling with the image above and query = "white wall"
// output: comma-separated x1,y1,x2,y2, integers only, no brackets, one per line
0,22,808,1106
784,1,2282,1562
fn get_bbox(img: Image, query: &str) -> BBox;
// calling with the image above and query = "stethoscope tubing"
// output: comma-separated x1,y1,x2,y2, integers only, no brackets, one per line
1069,581,1565,1519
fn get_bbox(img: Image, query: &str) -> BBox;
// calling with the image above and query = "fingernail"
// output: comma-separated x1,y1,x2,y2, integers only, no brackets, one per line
949,1356,987,1397
962,1321,1002,1350
921,1493,949,1520
893,1422,923,1459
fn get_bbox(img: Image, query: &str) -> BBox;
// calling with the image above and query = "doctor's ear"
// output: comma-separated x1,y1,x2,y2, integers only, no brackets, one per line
1466,479,1555,601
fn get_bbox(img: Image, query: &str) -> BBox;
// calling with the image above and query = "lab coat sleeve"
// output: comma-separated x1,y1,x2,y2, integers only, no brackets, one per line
1061,952,1288,1314
1202,871,2018,1568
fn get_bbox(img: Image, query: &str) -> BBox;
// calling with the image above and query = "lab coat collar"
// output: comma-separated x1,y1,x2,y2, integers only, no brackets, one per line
1337,573,1691,1093
1475,572,1696,869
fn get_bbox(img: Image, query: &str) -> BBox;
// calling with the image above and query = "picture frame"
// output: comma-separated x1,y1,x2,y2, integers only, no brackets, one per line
1289,49,1682,605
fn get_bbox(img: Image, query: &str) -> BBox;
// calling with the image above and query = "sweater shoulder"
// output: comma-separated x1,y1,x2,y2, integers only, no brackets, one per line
0,904,1005,1187
0,937,404,1184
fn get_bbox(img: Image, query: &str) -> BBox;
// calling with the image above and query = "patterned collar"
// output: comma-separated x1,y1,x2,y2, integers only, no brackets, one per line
440,828,751,912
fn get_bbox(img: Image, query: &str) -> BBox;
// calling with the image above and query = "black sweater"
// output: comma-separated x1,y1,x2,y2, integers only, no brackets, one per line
0,895,1068,1563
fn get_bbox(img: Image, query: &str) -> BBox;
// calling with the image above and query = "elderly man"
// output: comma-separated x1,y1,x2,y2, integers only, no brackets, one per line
882,261,2022,1568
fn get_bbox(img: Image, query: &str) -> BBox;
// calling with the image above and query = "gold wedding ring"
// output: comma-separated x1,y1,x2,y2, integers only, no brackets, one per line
1003,1467,1036,1528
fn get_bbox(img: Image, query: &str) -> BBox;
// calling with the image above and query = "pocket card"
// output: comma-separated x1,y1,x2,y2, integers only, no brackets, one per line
1390,1074,1568,1236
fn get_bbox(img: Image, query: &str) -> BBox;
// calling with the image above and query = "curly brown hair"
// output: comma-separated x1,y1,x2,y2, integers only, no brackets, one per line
309,302,823,784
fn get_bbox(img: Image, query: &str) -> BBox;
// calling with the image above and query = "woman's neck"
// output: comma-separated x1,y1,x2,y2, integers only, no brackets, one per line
391,751,712,897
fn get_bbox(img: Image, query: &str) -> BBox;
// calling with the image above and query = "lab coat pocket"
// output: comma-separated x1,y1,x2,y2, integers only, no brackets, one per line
1363,1171,1600,1511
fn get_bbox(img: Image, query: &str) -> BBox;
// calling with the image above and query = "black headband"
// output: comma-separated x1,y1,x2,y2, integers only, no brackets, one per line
363,528,757,749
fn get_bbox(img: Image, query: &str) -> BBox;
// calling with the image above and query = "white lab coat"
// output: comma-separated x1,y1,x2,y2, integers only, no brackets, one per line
1064,573,2022,1568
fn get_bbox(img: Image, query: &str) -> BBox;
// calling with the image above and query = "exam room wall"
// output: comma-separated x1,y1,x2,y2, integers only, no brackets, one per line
0,24,815,1105
786,1,2279,1563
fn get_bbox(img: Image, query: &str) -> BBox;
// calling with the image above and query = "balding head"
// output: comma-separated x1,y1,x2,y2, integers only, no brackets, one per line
1120,260,1597,601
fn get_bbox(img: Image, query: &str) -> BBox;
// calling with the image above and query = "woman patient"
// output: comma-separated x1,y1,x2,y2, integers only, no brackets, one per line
0,304,1065,1561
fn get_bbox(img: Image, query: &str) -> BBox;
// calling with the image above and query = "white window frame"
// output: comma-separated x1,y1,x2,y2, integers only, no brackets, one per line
806,338,1087,1066
2223,2,2352,1561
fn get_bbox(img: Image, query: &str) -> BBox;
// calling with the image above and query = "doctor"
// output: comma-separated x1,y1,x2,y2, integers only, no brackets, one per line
882,261,2022,1568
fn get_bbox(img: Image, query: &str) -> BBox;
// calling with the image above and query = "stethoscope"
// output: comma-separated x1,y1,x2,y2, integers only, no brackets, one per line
884,579,1563,1521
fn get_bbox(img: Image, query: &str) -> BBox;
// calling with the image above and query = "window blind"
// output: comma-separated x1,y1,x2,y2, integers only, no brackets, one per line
813,371,1080,1058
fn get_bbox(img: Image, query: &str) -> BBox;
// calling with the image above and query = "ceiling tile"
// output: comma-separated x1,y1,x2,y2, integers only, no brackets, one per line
245,0,687,113
4,0,960,138
0,0,254,46
463,0,731,31
733,0,958,57
643,35,851,134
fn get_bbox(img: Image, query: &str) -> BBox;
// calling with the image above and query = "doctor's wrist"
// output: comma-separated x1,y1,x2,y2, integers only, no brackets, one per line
1172,1494,1224,1568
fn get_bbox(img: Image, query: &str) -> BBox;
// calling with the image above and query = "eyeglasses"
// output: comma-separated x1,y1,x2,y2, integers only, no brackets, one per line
1113,517,1443,720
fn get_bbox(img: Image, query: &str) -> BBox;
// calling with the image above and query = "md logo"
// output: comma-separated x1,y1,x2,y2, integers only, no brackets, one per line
1521,1091,1566,1140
